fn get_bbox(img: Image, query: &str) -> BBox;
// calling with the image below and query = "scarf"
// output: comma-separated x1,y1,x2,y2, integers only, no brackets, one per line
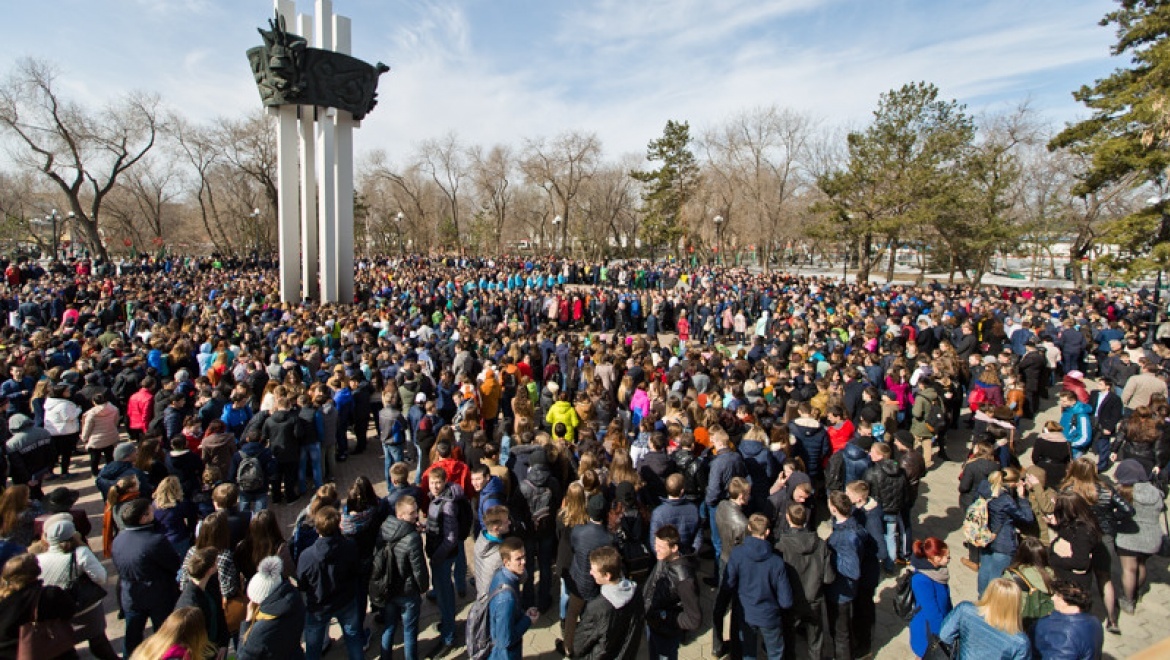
102,490,141,558
916,565,950,585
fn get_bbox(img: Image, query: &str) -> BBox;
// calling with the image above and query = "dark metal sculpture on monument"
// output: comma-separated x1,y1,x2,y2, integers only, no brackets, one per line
246,13,390,120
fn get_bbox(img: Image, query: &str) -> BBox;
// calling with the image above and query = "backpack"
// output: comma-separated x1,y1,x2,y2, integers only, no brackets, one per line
1007,567,1054,621
926,402,946,434
384,416,406,446
892,570,919,621
236,455,267,493
368,540,404,609
465,583,515,660
961,497,997,548
520,479,554,535
502,369,518,393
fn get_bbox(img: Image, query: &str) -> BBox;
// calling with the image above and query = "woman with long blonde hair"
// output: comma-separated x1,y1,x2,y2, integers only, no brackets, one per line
555,482,589,622
937,577,1029,659
129,606,210,660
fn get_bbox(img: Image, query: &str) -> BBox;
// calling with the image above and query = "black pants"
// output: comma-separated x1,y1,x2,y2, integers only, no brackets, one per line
853,585,876,655
783,601,825,660
89,446,115,476
273,461,299,502
826,600,852,660
52,433,79,474
564,592,587,653
713,583,743,656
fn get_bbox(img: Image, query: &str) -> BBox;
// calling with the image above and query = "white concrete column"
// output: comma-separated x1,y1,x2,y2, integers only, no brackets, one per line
297,12,319,301
274,0,300,303
333,14,355,304
314,0,338,302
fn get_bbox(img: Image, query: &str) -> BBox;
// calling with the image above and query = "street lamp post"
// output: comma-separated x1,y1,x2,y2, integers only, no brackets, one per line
46,209,60,261
65,211,78,259
552,215,562,254
713,214,724,265
395,211,405,256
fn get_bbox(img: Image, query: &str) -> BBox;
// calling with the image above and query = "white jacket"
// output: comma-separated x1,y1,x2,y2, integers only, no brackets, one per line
43,397,82,436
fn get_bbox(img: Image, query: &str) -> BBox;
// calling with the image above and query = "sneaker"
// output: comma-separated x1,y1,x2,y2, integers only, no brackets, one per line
1106,621,1121,635
321,638,333,654
1120,597,1136,615
425,590,437,602
554,639,568,657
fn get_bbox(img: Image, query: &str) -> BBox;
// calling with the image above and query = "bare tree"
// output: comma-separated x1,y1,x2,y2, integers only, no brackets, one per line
0,58,160,260
702,106,817,270
468,143,514,253
521,131,602,254
102,154,182,250
576,157,640,257
418,132,468,248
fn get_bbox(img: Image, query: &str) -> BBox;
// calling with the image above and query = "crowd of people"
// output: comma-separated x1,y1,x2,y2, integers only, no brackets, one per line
0,252,1167,660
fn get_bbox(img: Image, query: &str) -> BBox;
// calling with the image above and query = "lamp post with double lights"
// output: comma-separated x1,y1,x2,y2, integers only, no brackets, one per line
713,214,724,265
552,215,562,254
395,211,405,256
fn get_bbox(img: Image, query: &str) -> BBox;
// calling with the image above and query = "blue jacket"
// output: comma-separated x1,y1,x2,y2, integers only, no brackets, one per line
827,517,863,604
476,476,507,534
724,536,793,628
908,557,953,657
842,441,872,486
738,438,780,504
1032,610,1102,660
939,601,1031,659
1059,402,1093,453
705,450,747,508
95,460,154,500
295,534,361,615
976,481,1035,556
488,566,530,660
221,404,253,438
852,502,889,566
649,498,702,555
789,420,830,479
111,523,181,614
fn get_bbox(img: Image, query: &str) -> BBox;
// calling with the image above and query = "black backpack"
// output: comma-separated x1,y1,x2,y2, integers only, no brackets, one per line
520,479,554,535
368,540,405,609
237,455,267,493
452,494,474,541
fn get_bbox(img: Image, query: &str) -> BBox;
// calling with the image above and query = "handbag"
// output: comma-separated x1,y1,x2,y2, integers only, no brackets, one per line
922,633,957,660
222,570,249,634
67,551,108,613
18,587,75,659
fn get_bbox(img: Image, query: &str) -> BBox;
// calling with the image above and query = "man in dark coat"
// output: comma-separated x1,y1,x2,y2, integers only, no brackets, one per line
562,494,615,656
111,498,181,659
775,503,834,660
643,525,701,660
261,393,306,503
296,506,366,660
572,545,644,660
725,514,793,660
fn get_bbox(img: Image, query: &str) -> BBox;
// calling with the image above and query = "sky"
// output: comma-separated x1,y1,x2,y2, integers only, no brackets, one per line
0,0,1125,165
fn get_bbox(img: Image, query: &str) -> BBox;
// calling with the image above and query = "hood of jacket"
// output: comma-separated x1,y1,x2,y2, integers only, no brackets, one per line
202,431,234,450
601,578,638,609
739,438,767,460
7,414,31,432
480,475,506,502
738,535,774,562
1134,481,1163,507
918,388,939,403
844,441,868,461
788,420,826,442
548,400,574,415
878,458,901,478
526,461,553,488
98,460,136,481
379,515,414,545
1069,401,1092,417
270,409,296,424
776,528,819,555
260,579,302,617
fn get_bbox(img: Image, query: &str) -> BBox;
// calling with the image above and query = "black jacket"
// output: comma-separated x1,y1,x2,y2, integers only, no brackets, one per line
569,522,615,601
573,578,644,660
637,451,676,503
237,581,307,660
1090,390,1123,436
775,528,834,612
375,516,430,598
643,556,701,637
262,408,306,464
111,523,181,615
862,459,909,514
0,584,77,660
176,580,230,648
296,534,361,615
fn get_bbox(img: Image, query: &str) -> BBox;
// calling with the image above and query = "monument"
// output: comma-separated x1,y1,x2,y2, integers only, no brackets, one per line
247,0,389,303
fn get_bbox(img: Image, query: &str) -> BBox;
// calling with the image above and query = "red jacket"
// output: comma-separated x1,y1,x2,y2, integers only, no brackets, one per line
422,458,474,500
827,420,855,454
127,388,154,431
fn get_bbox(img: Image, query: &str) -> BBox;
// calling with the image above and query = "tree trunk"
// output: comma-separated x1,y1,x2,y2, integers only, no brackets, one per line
886,240,898,283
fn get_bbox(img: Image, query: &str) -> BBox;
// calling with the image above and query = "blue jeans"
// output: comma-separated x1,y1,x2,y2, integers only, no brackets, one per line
742,624,785,660
455,544,467,594
978,549,1013,597
381,594,421,660
299,443,323,492
709,510,722,566
559,578,570,619
383,443,404,484
882,513,899,572
431,555,457,645
899,508,914,559
304,600,365,660
239,491,268,513
646,628,680,660
1093,430,1113,471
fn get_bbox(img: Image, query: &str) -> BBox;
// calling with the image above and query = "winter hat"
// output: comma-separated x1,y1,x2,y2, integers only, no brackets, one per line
45,487,80,513
45,515,76,545
1114,459,1148,486
547,381,560,394
529,448,549,467
1067,370,1085,381
247,556,285,604
113,442,137,462
414,392,427,404
586,494,609,523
